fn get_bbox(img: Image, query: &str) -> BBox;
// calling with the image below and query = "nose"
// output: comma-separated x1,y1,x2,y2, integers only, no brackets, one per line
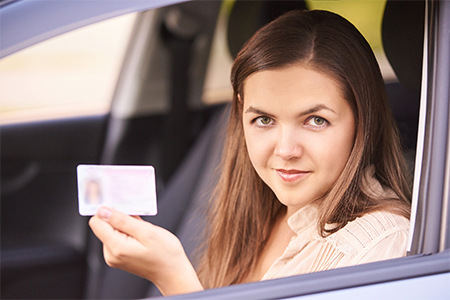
274,127,303,160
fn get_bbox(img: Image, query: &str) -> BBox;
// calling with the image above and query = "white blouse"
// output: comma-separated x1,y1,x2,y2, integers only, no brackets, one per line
262,195,410,280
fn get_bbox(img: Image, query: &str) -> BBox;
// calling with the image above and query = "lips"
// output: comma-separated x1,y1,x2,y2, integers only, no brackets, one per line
275,169,310,183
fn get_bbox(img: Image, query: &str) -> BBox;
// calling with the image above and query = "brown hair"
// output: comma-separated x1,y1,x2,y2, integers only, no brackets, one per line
198,10,411,288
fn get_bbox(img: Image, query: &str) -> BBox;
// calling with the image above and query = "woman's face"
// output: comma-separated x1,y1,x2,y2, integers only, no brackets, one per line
242,65,355,212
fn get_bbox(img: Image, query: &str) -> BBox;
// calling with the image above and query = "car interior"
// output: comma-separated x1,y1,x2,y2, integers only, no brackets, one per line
1,0,448,299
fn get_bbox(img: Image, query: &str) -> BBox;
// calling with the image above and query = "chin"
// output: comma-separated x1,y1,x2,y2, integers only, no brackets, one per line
276,195,311,208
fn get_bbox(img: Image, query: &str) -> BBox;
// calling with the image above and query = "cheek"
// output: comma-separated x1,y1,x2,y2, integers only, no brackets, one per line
243,127,260,167
320,127,355,177
243,126,273,170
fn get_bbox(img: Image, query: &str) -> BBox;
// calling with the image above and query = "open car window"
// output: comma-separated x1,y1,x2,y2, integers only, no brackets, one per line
162,0,450,298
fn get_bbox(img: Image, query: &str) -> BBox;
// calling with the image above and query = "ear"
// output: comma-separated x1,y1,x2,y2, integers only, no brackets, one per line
237,93,243,103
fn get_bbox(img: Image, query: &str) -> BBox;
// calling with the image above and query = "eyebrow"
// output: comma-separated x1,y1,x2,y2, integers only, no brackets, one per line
245,104,337,117
298,104,337,116
244,107,275,118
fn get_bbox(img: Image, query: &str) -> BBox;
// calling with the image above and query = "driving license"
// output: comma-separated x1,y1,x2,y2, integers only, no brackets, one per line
77,164,157,216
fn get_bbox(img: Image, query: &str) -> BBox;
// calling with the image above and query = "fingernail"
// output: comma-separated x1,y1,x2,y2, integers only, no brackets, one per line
98,207,112,220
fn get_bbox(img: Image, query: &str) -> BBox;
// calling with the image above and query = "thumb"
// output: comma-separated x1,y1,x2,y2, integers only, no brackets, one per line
97,206,149,242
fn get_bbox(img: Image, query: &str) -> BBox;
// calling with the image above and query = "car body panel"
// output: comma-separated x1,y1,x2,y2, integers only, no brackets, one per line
283,273,450,300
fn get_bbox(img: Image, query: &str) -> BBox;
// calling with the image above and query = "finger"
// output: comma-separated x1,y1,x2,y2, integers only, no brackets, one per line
89,215,116,243
90,216,144,269
90,215,145,251
96,207,152,242
131,215,143,221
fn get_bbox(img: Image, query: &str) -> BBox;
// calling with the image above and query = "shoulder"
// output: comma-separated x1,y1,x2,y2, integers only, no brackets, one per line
324,211,410,264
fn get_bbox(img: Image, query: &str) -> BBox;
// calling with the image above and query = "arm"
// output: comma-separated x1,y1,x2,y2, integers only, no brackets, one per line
89,207,204,296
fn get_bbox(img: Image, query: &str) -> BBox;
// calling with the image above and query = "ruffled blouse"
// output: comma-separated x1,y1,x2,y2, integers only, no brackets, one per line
261,173,410,280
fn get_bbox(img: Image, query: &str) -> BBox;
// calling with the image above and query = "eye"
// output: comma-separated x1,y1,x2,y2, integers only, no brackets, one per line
312,117,325,125
254,116,274,127
305,116,328,128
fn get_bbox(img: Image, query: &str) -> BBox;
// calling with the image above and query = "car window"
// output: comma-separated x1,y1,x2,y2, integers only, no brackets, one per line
0,13,136,124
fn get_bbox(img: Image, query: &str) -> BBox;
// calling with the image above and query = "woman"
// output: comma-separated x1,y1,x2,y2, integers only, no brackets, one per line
89,10,411,296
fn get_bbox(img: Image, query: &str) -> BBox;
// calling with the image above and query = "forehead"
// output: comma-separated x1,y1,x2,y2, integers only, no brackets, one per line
242,65,346,111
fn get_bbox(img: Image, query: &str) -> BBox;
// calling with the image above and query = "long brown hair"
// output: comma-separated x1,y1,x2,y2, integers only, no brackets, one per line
198,10,411,288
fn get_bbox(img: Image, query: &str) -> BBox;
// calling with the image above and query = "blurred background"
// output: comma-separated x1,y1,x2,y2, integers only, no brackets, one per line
0,0,395,125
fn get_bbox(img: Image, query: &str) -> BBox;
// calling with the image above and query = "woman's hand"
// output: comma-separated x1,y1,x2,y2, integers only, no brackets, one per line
89,207,204,296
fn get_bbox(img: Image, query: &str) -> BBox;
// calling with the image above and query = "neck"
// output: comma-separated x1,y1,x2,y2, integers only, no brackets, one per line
285,205,305,220
284,199,323,221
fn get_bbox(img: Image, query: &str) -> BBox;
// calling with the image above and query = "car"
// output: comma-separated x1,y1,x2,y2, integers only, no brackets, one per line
1,0,449,299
